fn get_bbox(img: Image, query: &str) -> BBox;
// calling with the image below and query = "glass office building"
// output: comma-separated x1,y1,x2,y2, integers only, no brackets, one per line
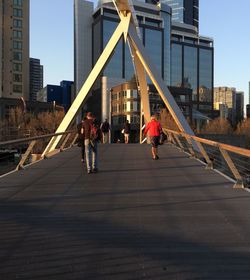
92,1,171,84
171,23,213,117
75,0,213,121
163,0,199,30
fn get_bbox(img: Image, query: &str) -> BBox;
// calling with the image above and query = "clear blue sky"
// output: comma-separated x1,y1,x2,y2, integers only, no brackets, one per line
30,0,250,107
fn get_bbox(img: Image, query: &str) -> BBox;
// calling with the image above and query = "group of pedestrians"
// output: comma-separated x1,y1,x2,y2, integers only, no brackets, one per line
77,112,163,174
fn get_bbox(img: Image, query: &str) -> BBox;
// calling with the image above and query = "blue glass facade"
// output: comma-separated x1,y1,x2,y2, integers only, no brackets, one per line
92,5,171,84
163,0,199,29
170,35,213,115
171,44,182,87
47,81,73,112
163,0,184,23
89,1,212,119
184,46,197,101
103,20,123,78
199,48,212,103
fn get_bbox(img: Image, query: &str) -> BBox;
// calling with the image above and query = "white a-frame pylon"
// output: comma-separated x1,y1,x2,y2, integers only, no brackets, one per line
42,1,196,156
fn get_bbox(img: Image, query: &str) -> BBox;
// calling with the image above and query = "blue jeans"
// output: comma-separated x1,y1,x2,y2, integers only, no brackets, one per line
85,139,98,171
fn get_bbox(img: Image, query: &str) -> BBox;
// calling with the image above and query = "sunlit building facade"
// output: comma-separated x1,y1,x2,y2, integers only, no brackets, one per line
0,0,30,100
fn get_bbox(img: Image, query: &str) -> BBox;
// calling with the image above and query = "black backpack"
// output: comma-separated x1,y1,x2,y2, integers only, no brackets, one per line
101,122,109,133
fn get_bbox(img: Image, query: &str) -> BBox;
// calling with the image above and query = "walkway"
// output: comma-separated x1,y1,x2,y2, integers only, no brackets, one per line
1,144,250,279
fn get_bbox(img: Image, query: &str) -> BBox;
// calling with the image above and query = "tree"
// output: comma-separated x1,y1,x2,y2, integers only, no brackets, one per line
200,118,233,135
159,108,180,131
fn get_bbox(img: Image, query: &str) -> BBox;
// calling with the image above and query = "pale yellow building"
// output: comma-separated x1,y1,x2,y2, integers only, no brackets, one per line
0,0,30,100
214,87,236,111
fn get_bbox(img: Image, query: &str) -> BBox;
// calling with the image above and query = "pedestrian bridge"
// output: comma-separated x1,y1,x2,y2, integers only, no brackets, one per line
1,143,250,279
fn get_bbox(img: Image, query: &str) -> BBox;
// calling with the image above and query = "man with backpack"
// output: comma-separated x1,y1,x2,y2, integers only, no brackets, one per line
100,119,110,144
82,112,101,174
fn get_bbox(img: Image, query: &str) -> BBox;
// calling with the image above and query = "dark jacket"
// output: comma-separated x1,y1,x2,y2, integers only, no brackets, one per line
77,121,85,140
82,119,93,140
124,122,131,134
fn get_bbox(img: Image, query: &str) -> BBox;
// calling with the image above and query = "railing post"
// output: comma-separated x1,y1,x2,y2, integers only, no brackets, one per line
16,140,37,170
219,147,244,188
173,134,184,151
60,133,71,151
70,133,79,147
168,132,177,145
42,136,58,158
195,140,213,169
184,135,196,158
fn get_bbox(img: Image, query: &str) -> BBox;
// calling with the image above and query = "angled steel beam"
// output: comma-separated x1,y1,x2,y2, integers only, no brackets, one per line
127,26,195,137
42,13,131,156
130,44,151,124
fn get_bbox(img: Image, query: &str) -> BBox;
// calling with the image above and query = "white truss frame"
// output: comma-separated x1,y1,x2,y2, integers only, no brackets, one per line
42,2,196,156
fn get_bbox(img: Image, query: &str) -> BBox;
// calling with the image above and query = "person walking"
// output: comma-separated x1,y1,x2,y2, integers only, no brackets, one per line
144,114,162,160
82,112,101,174
123,120,131,144
100,119,110,144
77,117,86,163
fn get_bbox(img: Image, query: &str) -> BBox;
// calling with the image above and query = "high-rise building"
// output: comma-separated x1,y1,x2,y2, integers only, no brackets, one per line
0,0,30,100
214,87,237,123
75,0,171,119
37,80,74,112
74,0,94,98
246,104,250,119
163,0,199,30
249,81,250,104
171,22,214,118
235,91,244,123
29,58,43,101
74,0,213,123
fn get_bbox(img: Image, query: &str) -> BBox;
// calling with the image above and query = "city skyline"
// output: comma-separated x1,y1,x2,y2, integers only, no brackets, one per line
30,0,250,109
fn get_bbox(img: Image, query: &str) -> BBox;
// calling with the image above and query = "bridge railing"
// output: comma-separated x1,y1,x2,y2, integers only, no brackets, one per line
163,128,250,189
0,130,78,174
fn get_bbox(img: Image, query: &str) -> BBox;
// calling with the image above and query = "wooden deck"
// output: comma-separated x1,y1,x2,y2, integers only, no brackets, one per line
1,144,250,279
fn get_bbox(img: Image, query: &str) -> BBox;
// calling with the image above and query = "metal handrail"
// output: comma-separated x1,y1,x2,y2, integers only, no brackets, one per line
163,128,250,189
163,128,250,158
0,130,77,172
0,130,75,147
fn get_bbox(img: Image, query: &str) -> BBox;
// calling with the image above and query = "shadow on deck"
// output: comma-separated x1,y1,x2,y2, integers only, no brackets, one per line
0,144,250,279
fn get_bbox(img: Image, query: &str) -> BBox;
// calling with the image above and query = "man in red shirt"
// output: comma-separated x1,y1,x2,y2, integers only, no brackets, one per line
144,114,162,160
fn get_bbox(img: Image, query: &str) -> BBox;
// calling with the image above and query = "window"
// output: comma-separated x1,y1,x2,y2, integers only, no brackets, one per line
13,84,22,93
13,19,22,28
123,103,127,111
13,41,22,49
184,46,197,101
13,63,22,71
13,8,23,17
145,28,162,75
13,0,23,7
13,52,22,61
13,74,22,82
13,30,22,39
171,43,182,87
199,48,213,102
103,20,122,78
